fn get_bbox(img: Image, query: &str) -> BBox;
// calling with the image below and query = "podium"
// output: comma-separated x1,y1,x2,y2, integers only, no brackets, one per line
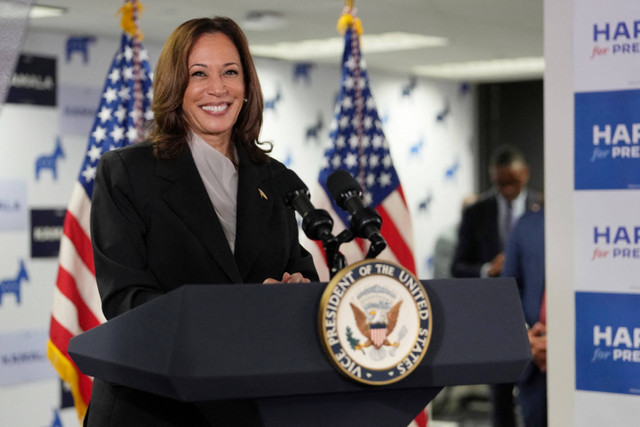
69,278,530,426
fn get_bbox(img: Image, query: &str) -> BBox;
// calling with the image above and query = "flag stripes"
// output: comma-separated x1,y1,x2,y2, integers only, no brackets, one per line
47,27,153,420
309,23,417,279
308,14,427,427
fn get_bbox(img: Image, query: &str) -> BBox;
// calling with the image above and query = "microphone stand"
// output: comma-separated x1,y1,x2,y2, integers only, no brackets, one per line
297,208,347,280
323,224,387,279
294,197,387,278
322,232,347,280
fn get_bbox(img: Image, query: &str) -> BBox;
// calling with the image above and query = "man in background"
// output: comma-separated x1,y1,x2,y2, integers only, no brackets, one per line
451,145,542,427
502,209,547,427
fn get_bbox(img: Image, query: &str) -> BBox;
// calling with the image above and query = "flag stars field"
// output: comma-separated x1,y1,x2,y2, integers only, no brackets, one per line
87,146,102,163
342,95,353,109
312,22,416,281
108,68,120,84
110,125,125,143
103,87,118,103
344,152,358,168
114,105,127,122
122,66,134,81
118,85,131,100
81,165,97,183
97,107,112,123
92,126,107,143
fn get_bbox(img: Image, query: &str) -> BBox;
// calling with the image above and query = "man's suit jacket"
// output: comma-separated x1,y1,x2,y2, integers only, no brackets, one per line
451,189,542,278
85,141,317,426
502,209,545,327
502,209,547,427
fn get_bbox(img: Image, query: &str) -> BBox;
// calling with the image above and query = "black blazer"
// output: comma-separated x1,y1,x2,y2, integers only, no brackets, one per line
450,190,542,278
86,141,317,426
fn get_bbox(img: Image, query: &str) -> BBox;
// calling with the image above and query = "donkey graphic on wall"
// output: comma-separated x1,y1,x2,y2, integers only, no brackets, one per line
0,259,29,305
66,36,96,64
264,90,282,111
304,113,324,142
35,137,65,181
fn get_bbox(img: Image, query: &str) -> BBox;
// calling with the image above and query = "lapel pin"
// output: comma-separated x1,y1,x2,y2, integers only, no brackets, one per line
258,188,268,200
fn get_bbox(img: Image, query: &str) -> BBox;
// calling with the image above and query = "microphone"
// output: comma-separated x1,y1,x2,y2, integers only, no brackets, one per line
326,170,387,258
279,169,334,242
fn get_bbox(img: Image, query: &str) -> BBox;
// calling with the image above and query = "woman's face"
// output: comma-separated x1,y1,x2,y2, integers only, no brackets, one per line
182,32,245,151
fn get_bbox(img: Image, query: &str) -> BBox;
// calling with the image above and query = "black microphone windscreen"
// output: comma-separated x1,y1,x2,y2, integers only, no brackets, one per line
326,170,361,202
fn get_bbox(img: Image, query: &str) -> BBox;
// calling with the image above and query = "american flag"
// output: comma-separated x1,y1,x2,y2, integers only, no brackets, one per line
308,24,417,280
306,19,427,427
46,23,153,419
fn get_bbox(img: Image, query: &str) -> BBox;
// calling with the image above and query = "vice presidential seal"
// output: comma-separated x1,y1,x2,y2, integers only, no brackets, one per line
318,259,432,385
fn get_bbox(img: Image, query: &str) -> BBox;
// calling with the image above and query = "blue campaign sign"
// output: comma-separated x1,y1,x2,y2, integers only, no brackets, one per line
576,291,640,395
574,89,640,190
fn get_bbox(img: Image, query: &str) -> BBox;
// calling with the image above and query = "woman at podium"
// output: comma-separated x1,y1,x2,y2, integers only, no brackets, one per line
84,16,318,426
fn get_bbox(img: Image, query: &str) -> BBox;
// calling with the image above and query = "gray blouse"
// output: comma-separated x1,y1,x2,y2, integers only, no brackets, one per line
188,132,238,253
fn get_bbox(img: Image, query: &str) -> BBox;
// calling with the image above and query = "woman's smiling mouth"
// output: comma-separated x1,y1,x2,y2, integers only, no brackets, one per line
201,104,229,113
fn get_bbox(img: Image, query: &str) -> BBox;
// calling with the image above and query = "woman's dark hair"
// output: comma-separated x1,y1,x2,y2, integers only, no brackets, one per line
149,17,270,163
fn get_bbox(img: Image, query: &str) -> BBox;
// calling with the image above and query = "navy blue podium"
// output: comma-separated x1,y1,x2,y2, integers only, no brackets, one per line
69,278,530,426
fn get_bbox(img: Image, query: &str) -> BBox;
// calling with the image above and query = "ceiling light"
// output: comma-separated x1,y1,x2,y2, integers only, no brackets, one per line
412,57,545,81
250,32,448,61
241,11,288,31
30,4,67,18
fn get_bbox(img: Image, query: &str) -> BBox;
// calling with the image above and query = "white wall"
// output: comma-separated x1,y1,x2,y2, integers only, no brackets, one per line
0,27,476,426
544,0,575,425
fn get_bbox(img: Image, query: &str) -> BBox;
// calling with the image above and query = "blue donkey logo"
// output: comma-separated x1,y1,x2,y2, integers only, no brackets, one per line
264,90,282,111
36,137,65,181
66,36,96,64
0,259,29,305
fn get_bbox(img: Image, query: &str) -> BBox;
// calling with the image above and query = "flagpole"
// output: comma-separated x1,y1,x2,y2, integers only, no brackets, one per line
47,1,154,421
119,0,146,142
338,6,370,198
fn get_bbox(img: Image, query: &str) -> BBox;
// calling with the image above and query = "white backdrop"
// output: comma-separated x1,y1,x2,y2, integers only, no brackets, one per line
546,0,640,425
572,1,640,425
0,27,476,426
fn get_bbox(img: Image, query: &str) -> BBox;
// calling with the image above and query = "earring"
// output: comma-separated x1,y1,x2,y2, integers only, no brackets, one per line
243,98,248,103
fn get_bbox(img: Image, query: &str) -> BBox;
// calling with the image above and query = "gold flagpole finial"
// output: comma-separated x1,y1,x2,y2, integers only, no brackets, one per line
337,0,362,36
118,0,144,40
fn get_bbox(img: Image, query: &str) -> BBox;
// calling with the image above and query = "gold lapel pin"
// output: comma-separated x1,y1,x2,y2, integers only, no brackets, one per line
258,188,268,200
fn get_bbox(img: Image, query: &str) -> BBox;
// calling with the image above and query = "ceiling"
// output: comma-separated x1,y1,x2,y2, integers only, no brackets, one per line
26,0,544,82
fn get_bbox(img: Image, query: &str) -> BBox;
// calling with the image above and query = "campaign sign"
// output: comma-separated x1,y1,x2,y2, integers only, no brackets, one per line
59,85,101,136
0,179,27,231
6,54,56,106
0,329,57,386
575,89,640,190
576,291,640,395
573,5,640,92
31,209,66,258
574,192,640,292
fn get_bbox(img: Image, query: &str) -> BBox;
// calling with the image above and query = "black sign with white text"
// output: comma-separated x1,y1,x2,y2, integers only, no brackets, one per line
31,209,65,258
6,54,56,106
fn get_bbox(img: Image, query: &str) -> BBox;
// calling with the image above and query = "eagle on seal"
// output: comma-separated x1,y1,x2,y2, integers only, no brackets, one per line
350,300,402,350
